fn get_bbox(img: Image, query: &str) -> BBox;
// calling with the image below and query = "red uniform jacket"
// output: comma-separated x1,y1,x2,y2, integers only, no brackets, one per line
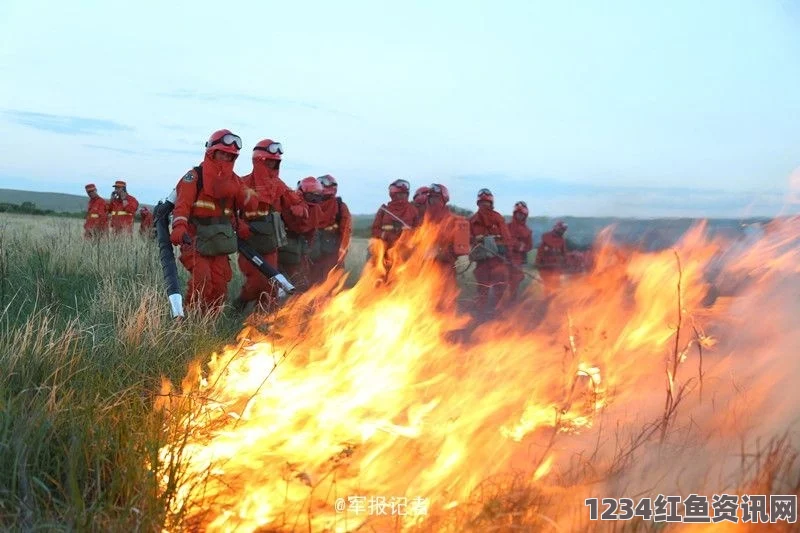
535,231,567,268
108,195,139,232
507,220,533,265
469,208,512,252
371,199,419,246
172,167,253,237
318,196,353,252
84,197,108,231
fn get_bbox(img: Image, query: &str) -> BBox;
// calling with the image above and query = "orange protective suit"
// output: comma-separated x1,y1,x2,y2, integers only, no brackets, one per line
309,196,352,285
535,228,568,294
424,200,467,279
171,156,256,313
278,199,322,288
236,163,305,308
139,207,154,238
84,186,109,239
507,218,533,300
108,194,139,234
370,199,419,249
470,207,512,313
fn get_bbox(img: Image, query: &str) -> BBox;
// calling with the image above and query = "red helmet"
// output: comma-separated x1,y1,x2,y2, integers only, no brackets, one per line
318,174,338,196
513,201,529,217
553,220,568,234
389,179,411,196
429,183,450,204
299,176,324,194
205,129,242,157
477,188,493,206
253,138,283,161
413,186,430,205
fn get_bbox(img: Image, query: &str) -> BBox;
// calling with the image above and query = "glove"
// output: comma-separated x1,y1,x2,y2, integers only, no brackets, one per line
170,221,189,246
290,204,308,218
238,222,252,240
244,188,259,212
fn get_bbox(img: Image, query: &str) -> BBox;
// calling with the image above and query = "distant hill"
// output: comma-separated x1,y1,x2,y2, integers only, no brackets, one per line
0,188,89,213
2,187,772,249
0,188,154,213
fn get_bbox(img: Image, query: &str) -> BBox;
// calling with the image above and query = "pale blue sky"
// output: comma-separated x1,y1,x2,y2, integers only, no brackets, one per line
1,0,799,217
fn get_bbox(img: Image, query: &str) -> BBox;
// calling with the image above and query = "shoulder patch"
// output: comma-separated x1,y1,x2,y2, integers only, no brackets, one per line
182,170,195,183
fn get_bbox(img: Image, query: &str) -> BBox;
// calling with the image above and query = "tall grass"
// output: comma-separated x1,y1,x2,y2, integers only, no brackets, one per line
0,214,264,530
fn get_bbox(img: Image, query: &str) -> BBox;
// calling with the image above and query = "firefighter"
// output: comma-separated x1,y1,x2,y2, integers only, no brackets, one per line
235,139,307,311
535,221,568,295
309,174,352,285
413,186,430,220
138,206,154,239
83,183,109,239
169,129,257,314
108,180,139,234
469,188,512,315
277,177,324,290
370,179,420,249
423,183,470,279
506,201,534,300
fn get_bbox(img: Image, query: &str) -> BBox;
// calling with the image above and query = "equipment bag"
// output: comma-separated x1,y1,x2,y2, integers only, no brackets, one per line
192,216,238,256
278,234,309,265
470,235,499,262
248,212,288,254
187,165,238,256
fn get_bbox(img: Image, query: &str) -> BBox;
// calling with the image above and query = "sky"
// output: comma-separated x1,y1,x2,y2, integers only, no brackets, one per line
1,0,799,217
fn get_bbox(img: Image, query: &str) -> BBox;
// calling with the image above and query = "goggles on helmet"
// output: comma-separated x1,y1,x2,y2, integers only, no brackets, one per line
319,175,337,188
254,142,283,155
430,184,445,195
515,201,528,209
207,133,243,150
478,188,493,196
391,179,410,191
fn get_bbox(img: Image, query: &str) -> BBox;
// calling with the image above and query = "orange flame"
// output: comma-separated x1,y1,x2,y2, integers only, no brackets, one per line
155,216,800,532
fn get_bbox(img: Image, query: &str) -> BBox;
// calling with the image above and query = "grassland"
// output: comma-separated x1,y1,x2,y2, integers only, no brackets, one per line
1,212,795,532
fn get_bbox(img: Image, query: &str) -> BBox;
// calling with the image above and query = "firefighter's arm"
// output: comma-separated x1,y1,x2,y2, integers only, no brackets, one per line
234,181,258,213
283,190,308,218
525,230,534,253
124,195,139,214
170,171,198,245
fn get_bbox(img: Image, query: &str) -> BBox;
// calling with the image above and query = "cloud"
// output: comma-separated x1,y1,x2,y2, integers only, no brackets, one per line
83,144,142,155
2,110,133,135
156,90,360,120
153,147,202,157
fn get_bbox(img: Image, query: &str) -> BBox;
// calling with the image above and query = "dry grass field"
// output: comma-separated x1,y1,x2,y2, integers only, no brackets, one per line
1,212,797,532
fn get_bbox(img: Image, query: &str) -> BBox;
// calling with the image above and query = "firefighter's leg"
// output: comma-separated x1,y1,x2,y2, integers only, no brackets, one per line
180,247,214,312
207,255,233,312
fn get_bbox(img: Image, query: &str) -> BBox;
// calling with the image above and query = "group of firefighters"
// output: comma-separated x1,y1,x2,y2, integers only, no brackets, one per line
83,180,154,238
82,128,580,316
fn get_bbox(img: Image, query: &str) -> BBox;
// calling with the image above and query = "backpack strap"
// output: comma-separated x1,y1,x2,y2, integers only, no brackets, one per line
336,196,343,225
193,165,203,204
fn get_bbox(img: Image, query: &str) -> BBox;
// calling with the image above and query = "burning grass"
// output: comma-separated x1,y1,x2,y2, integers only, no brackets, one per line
154,217,800,532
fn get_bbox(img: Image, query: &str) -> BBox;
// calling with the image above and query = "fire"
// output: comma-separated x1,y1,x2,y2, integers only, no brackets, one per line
154,216,800,532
